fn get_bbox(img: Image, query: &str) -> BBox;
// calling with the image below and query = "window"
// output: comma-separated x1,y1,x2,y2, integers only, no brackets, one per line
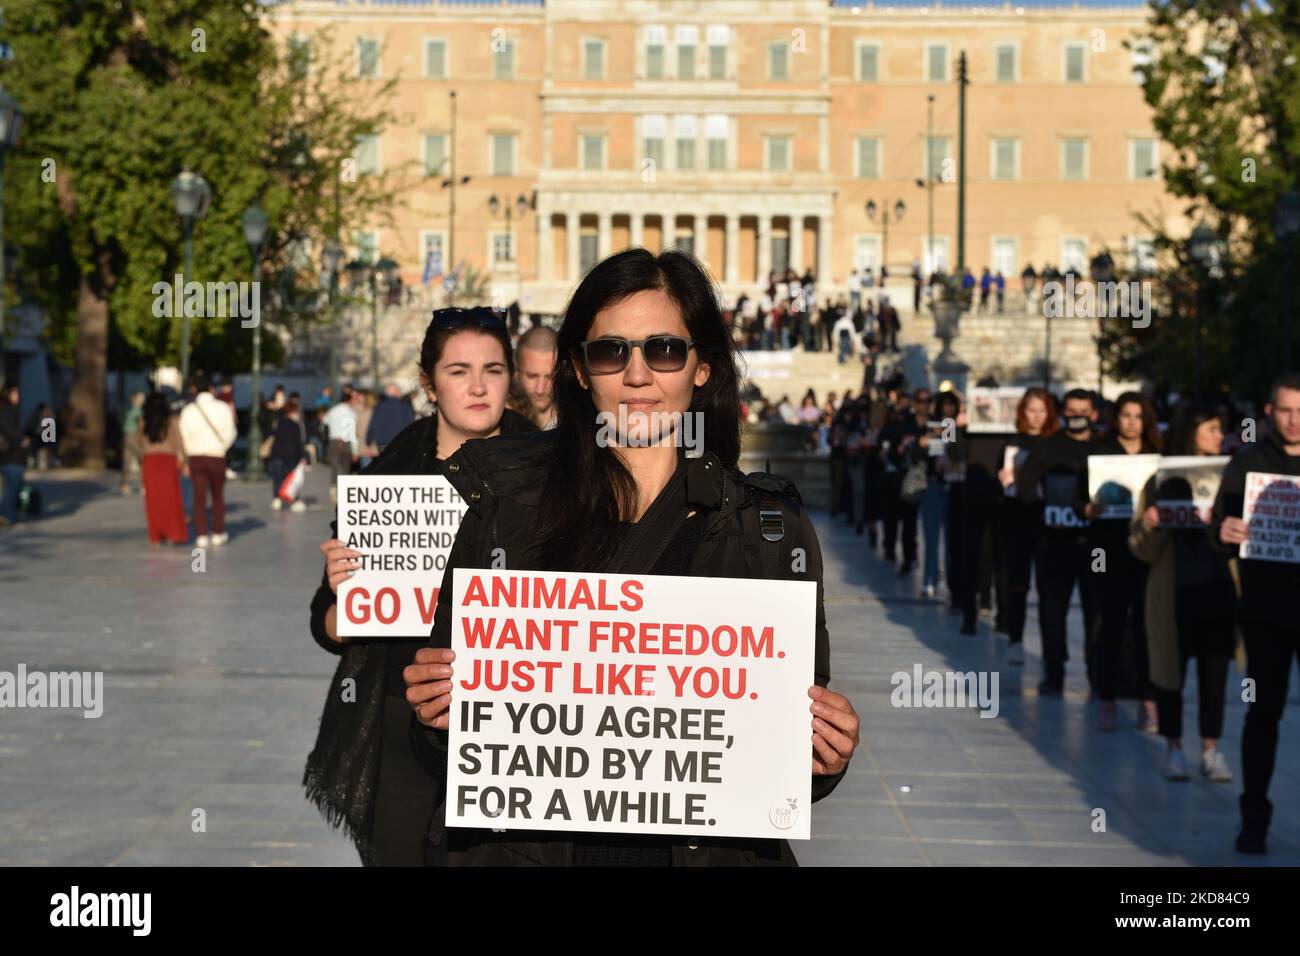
992,138,1018,180
858,43,880,82
992,237,1017,277
646,25,666,79
643,115,666,169
353,230,377,263
854,235,881,274
995,43,1017,82
707,25,729,79
676,26,697,80
856,137,881,179
583,39,605,79
768,42,789,81
491,134,515,176
923,237,950,275
491,233,514,264
675,115,697,170
1061,138,1087,180
1128,235,1157,274
354,135,379,175
1061,238,1087,273
706,114,729,170
1064,43,1086,83
357,38,379,78
1130,138,1157,179
425,39,448,79
581,133,604,171
926,136,952,180
765,135,791,173
288,36,312,79
494,39,515,80
926,43,949,82
420,233,446,278
1130,41,1154,83
423,134,448,177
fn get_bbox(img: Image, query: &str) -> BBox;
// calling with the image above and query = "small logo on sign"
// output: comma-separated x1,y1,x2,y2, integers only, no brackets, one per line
769,798,799,830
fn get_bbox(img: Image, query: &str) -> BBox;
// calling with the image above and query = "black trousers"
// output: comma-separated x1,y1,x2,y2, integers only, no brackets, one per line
1096,549,1151,701
829,458,844,518
843,460,866,527
952,487,994,625
998,502,1036,644
1241,622,1300,817
1034,532,1098,688
370,695,440,866
882,474,918,564
1156,652,1230,740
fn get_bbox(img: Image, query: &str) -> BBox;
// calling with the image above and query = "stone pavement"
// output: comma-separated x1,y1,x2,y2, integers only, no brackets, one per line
1,465,1296,866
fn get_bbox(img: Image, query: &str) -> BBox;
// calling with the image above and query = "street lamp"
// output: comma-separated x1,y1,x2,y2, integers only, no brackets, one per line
323,239,344,401
488,192,530,264
171,168,212,387
241,203,268,478
1187,222,1217,399
1275,191,1300,373
0,86,22,361
346,255,399,390
865,199,905,284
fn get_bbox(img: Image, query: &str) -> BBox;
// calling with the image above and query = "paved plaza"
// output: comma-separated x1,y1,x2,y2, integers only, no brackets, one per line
2,466,1297,866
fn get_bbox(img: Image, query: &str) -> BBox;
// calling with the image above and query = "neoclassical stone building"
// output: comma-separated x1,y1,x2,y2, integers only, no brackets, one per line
267,0,1177,314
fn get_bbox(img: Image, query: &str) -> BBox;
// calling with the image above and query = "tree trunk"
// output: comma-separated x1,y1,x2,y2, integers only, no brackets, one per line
62,269,110,468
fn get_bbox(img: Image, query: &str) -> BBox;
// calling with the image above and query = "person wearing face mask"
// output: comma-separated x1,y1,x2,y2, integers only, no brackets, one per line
304,309,538,866
402,249,859,866
1017,388,1103,697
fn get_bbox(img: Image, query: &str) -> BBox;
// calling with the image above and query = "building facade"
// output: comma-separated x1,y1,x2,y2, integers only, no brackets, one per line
267,0,1175,314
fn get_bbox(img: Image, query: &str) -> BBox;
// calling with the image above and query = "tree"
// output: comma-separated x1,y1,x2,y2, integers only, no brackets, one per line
0,2,400,465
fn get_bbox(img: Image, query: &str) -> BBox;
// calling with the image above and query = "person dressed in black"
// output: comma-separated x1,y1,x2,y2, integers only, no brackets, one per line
995,388,1058,664
402,249,860,866
1209,373,1300,854
1017,388,1102,696
1092,392,1161,732
305,309,538,865
879,389,926,574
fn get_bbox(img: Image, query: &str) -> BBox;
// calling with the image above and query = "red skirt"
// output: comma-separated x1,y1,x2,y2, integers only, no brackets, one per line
142,453,189,544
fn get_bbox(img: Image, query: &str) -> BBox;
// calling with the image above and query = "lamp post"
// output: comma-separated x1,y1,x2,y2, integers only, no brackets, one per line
1275,191,1300,373
346,255,398,391
0,86,22,359
865,198,905,283
323,239,344,401
170,169,212,387
488,192,530,264
241,204,268,478
1188,223,1216,399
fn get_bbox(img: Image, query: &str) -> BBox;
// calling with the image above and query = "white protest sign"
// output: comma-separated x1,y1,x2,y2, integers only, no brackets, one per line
1088,454,1161,519
336,475,468,637
1240,471,1300,564
968,386,1026,433
1153,456,1229,529
445,568,816,840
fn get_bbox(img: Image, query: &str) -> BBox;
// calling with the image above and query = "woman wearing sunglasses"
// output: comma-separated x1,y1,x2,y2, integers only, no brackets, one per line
403,248,859,866
304,308,538,866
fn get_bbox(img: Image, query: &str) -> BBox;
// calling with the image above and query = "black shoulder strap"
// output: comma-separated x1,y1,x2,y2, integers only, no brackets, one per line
609,464,689,575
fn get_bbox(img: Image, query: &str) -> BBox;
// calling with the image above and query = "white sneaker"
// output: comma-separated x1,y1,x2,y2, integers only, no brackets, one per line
1201,749,1233,782
1007,643,1025,665
225,467,239,480
923,584,936,600
210,532,229,546
1163,749,1190,781
290,500,306,513
195,534,210,548
271,498,282,511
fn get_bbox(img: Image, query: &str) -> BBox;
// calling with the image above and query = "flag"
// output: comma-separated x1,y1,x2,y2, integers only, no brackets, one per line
422,247,443,286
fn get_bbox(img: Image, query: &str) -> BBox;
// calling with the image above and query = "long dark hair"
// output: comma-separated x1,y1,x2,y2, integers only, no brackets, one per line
1107,390,1161,452
142,391,172,444
538,248,741,570
1163,402,1221,456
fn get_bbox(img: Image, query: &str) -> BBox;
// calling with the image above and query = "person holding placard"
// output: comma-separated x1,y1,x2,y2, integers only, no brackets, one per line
1129,404,1237,782
1092,392,1162,733
995,388,1058,664
403,249,859,866
304,310,538,866
1209,373,1300,854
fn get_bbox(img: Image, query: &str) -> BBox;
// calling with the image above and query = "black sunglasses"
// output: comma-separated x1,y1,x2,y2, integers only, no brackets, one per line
432,307,508,331
580,335,696,375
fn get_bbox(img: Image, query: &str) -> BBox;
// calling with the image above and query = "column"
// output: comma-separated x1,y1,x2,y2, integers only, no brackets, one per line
566,211,581,284
790,214,805,274
756,214,772,283
630,211,644,250
817,212,833,282
724,214,740,284
597,210,612,261
537,201,553,282
694,213,708,266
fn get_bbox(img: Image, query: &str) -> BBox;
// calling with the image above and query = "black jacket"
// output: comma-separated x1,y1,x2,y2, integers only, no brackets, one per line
1017,430,1099,532
269,415,305,464
1208,431,1300,628
0,404,24,465
410,429,847,866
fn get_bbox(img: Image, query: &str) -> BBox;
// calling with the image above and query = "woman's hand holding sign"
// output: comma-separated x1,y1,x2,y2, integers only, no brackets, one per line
319,537,363,594
406,647,456,729
809,685,859,776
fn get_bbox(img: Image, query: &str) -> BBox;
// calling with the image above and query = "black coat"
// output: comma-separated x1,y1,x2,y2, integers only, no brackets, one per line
411,429,848,866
